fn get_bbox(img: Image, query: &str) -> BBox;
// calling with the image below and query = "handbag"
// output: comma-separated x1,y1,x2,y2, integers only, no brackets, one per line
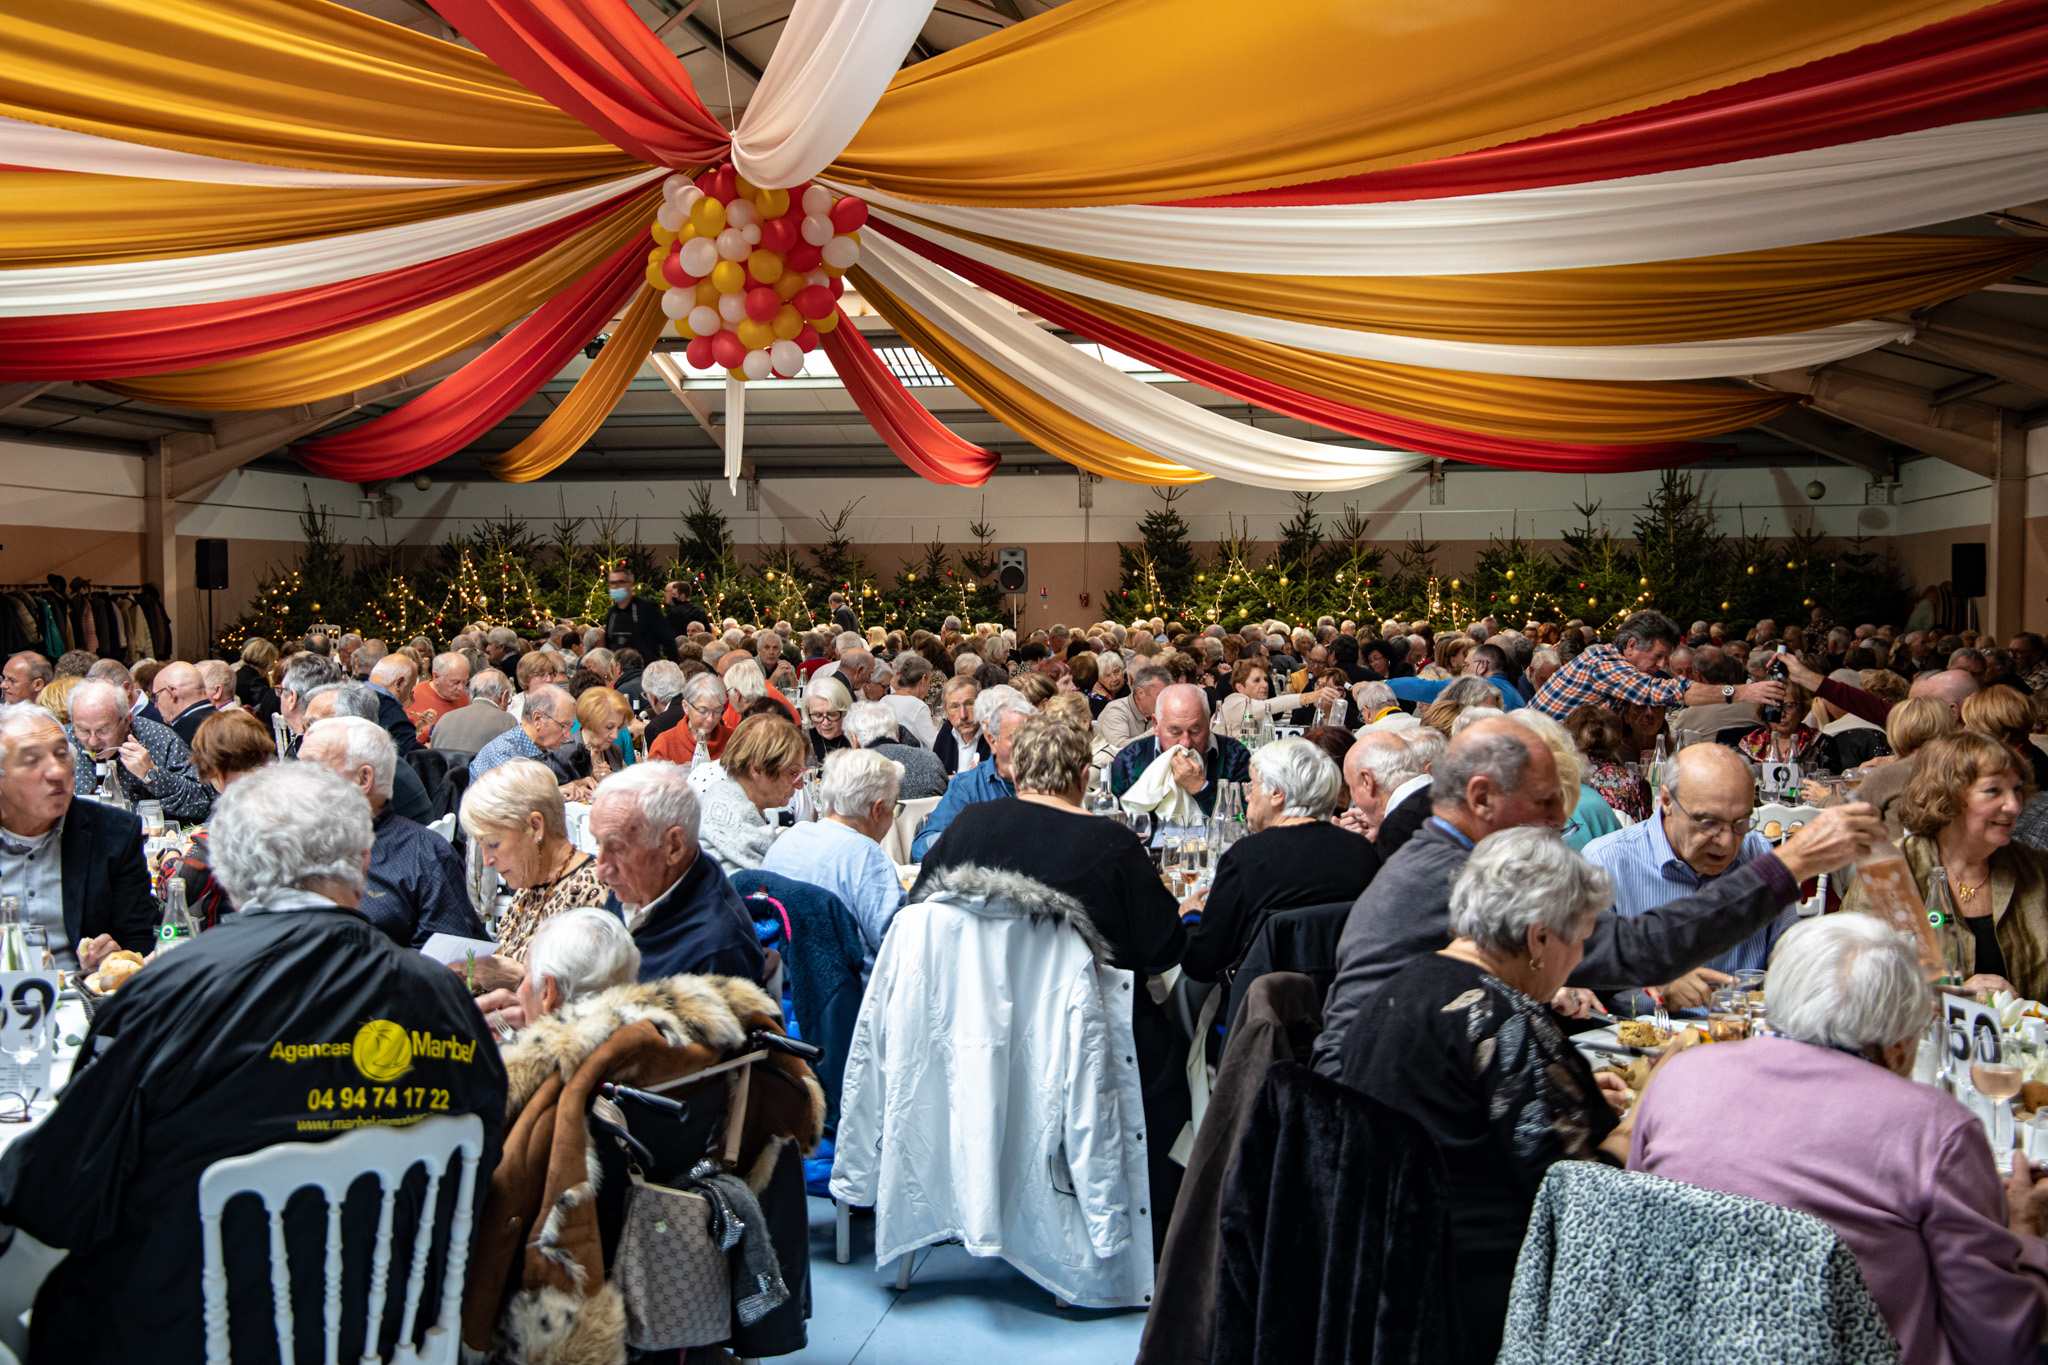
614,1171,733,1350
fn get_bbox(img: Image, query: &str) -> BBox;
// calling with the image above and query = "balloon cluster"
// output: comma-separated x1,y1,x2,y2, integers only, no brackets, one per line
647,165,867,382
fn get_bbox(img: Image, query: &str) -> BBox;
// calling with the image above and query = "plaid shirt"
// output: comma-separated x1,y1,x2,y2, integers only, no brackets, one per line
1529,643,1689,721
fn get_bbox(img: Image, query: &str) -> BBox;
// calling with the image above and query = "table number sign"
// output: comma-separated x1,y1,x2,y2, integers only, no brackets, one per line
0,972,59,1095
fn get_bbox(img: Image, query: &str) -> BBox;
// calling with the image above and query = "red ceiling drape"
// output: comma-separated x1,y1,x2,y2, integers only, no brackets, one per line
821,313,1001,485
290,231,651,481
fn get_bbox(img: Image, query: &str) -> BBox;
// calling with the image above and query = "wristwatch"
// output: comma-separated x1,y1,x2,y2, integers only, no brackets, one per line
1722,685,1735,701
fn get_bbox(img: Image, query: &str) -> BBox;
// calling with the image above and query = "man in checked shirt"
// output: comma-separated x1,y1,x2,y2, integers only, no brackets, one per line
1530,609,1785,723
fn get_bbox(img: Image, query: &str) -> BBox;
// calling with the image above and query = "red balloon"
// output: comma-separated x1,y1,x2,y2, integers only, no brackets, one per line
793,284,833,320
828,196,869,234
710,329,747,369
786,241,823,274
796,324,820,353
703,166,736,202
744,286,781,323
828,276,846,299
758,217,798,254
686,335,716,369
659,249,698,290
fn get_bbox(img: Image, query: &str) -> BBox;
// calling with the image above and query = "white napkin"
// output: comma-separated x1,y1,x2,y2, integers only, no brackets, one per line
1121,744,1203,827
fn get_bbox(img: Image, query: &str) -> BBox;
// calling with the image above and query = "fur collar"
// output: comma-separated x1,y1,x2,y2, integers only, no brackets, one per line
911,863,1114,965
502,974,777,1117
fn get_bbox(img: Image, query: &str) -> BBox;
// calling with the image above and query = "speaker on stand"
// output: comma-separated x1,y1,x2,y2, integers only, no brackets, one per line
196,538,227,657
996,547,1028,632
1952,542,1986,634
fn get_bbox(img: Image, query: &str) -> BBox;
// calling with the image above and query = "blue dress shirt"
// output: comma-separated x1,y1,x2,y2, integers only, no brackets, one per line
910,762,1013,861
1580,813,1791,1015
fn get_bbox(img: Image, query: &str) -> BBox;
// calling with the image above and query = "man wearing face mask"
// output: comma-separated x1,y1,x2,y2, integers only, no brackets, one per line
603,565,674,664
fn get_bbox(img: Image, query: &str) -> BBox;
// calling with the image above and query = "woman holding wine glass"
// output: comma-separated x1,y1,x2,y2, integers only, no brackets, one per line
1841,730,2048,1001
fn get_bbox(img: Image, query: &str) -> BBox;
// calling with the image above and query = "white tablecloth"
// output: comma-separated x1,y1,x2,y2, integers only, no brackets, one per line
0,999,87,1159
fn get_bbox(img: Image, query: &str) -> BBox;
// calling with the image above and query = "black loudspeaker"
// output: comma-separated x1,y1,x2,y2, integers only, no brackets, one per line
195,538,228,591
996,546,1028,593
1952,542,1987,599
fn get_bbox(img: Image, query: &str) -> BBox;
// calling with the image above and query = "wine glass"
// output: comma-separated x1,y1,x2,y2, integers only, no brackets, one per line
1972,1051,2026,1158
1707,988,1750,1042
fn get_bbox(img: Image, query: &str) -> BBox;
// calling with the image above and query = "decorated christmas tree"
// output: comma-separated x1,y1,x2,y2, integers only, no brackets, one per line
1111,486,1201,619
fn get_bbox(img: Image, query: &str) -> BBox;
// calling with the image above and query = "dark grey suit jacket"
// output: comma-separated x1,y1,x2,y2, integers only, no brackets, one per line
1309,817,1800,1075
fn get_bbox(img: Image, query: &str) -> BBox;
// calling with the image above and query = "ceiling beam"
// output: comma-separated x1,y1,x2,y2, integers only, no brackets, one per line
649,353,753,483
1750,365,2002,478
1934,372,2005,406
158,340,497,497
0,382,58,418
27,394,213,433
1908,304,2048,398
1752,406,1897,479
681,16,764,83
651,0,706,41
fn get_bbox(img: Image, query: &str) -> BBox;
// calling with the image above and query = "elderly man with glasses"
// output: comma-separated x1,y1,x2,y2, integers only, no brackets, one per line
468,684,591,798
1579,743,1790,1016
65,679,213,824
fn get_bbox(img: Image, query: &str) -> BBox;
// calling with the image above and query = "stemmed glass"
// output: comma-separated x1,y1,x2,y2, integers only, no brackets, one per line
1972,1032,2027,1159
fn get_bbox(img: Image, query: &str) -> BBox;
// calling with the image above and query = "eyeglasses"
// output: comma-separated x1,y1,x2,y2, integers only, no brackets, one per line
1668,793,1751,839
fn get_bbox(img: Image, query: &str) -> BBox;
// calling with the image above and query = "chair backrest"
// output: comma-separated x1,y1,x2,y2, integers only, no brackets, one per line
197,1113,485,1365
1501,1161,1900,1365
1713,724,1757,748
1225,900,1353,1032
404,748,469,823
426,813,456,843
883,795,941,865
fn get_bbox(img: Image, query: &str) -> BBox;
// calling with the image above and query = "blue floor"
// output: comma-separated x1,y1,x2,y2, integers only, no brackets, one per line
785,1197,1146,1365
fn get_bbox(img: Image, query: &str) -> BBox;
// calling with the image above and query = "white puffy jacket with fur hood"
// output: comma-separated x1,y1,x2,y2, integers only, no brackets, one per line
829,863,1154,1308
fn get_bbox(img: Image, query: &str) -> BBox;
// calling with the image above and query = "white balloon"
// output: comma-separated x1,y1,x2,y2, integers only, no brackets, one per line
680,185,704,210
801,215,834,247
660,288,693,319
654,201,684,232
741,348,773,381
742,223,761,244
803,185,833,217
662,172,695,199
770,338,805,377
716,228,751,261
821,236,860,270
726,198,760,229
717,292,749,324
803,269,831,289
688,305,722,337
678,237,719,276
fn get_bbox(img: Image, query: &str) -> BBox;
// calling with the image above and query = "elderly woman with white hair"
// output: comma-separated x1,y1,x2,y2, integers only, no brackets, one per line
649,670,732,765
844,699,946,799
1181,737,1379,985
1343,828,1630,1364
760,746,904,969
725,654,798,724
471,906,642,1034
460,757,606,964
1630,913,2048,1363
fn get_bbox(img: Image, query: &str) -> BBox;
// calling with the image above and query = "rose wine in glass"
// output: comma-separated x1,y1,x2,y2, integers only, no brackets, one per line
1974,1061,2025,1155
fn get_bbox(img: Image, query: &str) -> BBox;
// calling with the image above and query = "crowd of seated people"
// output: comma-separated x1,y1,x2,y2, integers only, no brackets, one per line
9,598,2048,1360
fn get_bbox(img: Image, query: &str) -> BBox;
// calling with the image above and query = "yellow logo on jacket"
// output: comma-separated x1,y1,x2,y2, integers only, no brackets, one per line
351,1020,413,1082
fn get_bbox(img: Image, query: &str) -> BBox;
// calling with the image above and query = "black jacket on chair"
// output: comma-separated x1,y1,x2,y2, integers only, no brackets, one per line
1213,1063,1455,1365
62,797,159,955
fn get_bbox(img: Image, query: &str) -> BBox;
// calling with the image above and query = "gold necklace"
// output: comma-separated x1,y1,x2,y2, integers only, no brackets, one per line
1947,865,1990,902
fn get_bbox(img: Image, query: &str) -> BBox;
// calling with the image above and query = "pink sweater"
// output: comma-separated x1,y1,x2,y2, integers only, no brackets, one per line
1631,1035,2048,1365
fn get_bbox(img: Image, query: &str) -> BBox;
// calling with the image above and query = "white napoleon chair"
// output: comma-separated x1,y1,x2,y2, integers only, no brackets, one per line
197,1113,485,1365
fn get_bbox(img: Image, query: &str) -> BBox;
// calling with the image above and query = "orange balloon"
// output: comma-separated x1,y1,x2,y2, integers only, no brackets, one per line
773,272,805,301
771,305,804,340
755,187,791,219
747,249,784,284
736,319,775,350
736,174,760,201
645,260,670,291
812,308,841,333
821,264,846,279
651,222,678,245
